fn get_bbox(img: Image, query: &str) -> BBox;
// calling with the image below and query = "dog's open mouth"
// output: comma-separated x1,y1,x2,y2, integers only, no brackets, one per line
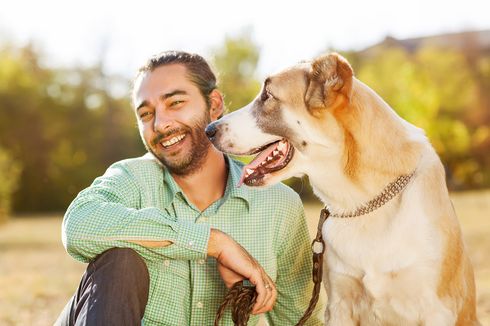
238,139,294,187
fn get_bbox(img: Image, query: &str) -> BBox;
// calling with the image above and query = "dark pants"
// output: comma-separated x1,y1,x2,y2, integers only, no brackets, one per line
55,248,150,326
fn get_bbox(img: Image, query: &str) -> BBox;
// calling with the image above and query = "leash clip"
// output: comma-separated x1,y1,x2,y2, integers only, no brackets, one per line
311,239,324,254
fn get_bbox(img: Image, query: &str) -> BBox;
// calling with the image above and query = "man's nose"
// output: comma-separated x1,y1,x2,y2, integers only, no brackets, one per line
153,110,172,132
205,122,218,140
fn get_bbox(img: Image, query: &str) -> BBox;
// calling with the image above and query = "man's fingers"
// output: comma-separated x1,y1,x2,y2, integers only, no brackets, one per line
249,273,268,314
253,274,276,314
260,283,277,314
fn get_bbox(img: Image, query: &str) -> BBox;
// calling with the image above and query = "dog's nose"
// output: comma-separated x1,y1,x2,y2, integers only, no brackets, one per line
205,123,218,139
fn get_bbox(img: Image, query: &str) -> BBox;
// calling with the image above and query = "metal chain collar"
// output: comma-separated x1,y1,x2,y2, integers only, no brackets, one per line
329,171,416,218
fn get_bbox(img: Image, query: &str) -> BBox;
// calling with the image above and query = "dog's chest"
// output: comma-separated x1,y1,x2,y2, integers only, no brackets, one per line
322,207,442,321
323,206,437,268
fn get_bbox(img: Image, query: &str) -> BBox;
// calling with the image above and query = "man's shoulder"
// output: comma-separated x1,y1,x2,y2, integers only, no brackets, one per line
109,153,162,176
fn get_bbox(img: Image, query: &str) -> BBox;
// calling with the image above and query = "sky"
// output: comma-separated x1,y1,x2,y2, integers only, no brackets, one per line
0,0,489,78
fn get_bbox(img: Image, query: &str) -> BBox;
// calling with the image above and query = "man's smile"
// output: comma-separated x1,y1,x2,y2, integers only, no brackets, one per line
160,133,187,149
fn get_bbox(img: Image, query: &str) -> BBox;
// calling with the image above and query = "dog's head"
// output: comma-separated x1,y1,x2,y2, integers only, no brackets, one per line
206,53,354,187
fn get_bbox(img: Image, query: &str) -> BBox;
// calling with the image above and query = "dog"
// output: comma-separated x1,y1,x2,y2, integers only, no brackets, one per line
205,53,480,325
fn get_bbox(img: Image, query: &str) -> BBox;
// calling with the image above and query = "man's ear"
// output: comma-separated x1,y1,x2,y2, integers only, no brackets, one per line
209,89,224,121
305,53,353,113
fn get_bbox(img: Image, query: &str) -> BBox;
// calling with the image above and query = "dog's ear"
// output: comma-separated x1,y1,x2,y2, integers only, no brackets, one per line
305,53,353,113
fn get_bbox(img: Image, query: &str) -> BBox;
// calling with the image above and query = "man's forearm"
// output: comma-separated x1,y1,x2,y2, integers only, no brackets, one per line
63,197,210,263
207,228,228,257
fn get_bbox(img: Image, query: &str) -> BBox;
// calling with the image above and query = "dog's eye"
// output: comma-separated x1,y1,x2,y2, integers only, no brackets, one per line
260,89,268,101
261,89,275,102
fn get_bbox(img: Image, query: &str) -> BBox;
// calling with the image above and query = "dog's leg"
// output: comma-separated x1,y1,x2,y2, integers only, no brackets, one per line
324,271,365,326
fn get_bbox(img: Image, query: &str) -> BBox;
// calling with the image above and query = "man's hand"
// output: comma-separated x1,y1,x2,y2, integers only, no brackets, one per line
207,229,277,314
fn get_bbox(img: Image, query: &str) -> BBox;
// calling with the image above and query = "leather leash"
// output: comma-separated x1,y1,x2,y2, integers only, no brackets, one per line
215,207,329,326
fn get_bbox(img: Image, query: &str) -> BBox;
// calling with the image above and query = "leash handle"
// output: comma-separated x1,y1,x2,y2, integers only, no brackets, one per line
214,281,257,326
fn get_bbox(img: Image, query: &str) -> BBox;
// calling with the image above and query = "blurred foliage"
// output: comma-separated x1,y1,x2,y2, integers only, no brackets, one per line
211,31,262,167
347,44,490,189
211,30,261,112
0,44,144,213
0,147,21,223
0,32,489,213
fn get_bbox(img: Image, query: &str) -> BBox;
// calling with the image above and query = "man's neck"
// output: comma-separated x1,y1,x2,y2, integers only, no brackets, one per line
171,148,228,212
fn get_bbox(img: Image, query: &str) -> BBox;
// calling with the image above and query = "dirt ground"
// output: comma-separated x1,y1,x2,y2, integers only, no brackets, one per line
0,191,489,325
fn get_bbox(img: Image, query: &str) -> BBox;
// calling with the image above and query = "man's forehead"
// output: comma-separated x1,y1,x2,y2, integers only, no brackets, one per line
137,64,189,87
132,64,193,104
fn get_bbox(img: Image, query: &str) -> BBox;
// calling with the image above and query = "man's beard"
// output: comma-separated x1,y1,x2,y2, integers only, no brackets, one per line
145,111,212,176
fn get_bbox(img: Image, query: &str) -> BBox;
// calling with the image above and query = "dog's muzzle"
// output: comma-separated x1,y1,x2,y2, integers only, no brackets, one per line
205,122,218,141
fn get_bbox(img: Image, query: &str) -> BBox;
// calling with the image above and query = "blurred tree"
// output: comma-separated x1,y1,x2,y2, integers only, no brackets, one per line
0,147,21,223
211,30,261,112
1,33,490,214
0,44,144,213
356,45,482,188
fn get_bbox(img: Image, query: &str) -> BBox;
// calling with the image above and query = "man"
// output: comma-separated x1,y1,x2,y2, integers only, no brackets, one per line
56,51,322,325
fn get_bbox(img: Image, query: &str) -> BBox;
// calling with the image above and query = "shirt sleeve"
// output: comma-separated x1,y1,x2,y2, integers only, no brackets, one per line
62,162,211,263
266,196,324,326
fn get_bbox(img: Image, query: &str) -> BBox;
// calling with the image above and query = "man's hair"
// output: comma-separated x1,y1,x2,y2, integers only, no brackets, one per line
133,51,217,108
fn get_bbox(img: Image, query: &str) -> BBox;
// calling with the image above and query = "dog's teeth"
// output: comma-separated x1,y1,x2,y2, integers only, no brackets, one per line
267,156,273,161
246,168,254,175
273,150,279,156
277,142,286,151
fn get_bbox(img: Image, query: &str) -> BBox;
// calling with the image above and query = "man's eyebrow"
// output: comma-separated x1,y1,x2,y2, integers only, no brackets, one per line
135,90,188,112
161,90,187,100
136,100,149,112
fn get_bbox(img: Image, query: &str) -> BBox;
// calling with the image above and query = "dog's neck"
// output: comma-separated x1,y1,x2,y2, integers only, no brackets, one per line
306,79,425,213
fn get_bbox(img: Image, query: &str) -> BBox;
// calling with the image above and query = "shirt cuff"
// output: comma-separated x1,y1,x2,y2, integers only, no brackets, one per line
174,221,211,259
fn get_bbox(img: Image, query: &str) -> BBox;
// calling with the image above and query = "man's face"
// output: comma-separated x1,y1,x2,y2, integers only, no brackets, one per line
133,64,219,175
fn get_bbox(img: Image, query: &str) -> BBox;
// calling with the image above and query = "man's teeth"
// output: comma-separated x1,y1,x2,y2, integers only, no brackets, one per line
161,134,186,147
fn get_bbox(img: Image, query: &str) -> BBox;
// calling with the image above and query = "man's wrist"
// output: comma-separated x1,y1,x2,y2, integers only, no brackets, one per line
207,228,227,258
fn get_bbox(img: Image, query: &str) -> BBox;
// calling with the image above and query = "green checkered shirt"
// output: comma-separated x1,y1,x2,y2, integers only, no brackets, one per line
62,153,323,325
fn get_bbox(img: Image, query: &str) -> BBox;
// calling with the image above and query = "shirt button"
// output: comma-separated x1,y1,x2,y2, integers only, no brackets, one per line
198,259,205,265
188,241,193,247
197,302,204,308
164,260,170,267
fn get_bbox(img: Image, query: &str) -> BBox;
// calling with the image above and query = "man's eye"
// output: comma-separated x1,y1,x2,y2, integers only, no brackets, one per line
171,100,184,107
140,112,153,120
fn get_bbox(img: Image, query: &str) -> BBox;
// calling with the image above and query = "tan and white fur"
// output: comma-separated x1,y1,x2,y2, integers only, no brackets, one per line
207,53,479,325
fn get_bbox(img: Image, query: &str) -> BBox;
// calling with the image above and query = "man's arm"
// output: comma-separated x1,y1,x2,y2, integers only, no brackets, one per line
62,161,211,263
62,161,275,311
266,196,324,325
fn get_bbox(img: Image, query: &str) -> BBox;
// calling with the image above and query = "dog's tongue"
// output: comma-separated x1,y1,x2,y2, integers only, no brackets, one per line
237,142,280,187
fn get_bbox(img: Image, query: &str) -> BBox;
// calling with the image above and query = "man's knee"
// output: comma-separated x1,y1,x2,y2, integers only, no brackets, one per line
56,248,150,326
88,247,150,300
87,248,150,322
90,248,148,279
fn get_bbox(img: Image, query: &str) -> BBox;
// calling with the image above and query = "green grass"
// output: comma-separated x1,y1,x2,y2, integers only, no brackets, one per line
0,191,489,325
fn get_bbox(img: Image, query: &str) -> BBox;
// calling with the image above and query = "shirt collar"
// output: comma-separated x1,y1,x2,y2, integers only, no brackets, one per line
225,156,251,205
159,155,251,210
